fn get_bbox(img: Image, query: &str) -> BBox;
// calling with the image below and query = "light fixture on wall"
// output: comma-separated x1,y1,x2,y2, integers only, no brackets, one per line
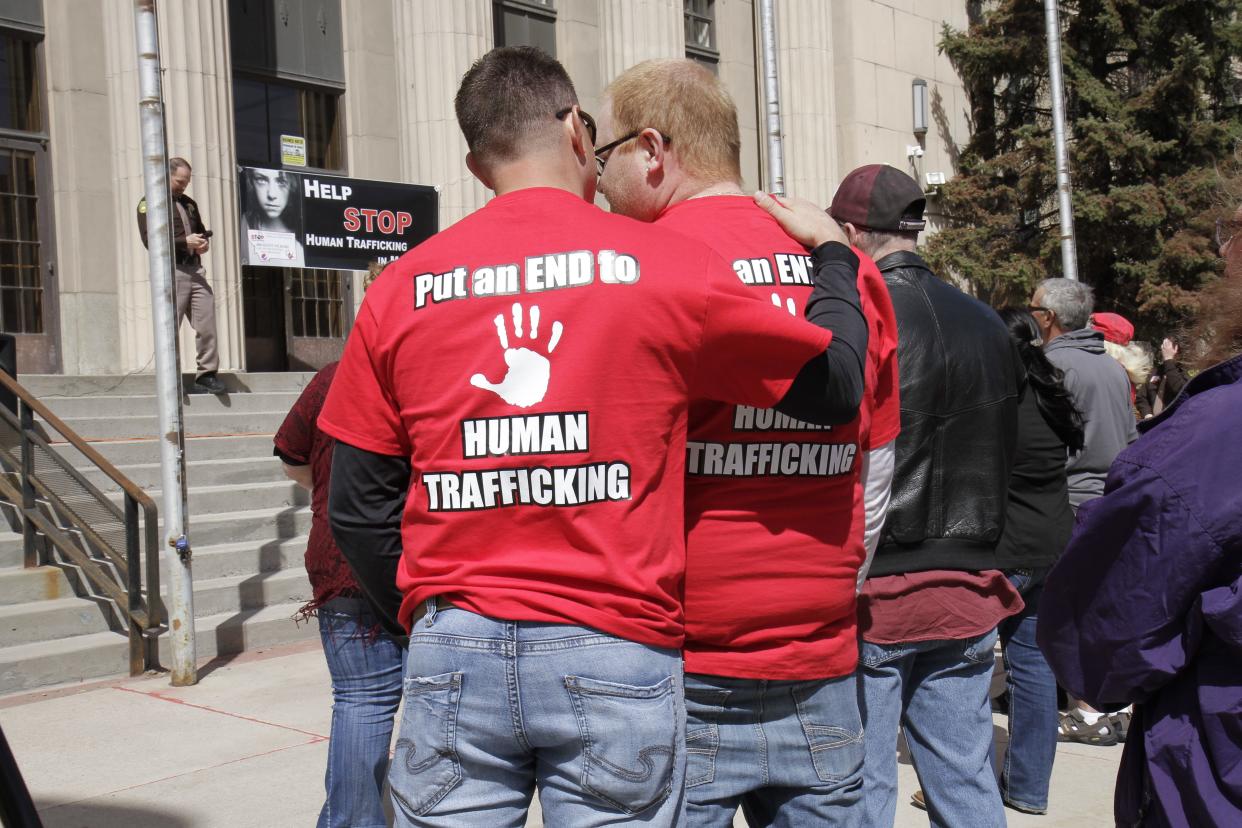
912,78,929,137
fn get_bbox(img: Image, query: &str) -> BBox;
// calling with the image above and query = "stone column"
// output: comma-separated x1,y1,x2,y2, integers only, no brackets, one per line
103,0,242,374
775,0,839,207
342,0,401,180
44,0,122,375
600,0,684,83
392,0,493,229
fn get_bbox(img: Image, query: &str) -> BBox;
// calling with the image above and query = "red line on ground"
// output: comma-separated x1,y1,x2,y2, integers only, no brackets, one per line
113,685,328,740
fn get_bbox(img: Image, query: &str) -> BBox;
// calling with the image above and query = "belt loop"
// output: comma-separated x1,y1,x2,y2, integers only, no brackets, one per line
424,597,438,628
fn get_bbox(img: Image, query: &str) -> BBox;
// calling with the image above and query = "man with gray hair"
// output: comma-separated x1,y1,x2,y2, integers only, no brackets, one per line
1030,278,1137,510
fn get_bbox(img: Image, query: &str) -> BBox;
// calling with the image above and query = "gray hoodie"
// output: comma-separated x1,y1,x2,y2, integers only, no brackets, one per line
1045,328,1139,509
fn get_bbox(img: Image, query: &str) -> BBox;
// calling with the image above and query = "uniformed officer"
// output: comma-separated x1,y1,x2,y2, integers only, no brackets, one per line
136,157,224,395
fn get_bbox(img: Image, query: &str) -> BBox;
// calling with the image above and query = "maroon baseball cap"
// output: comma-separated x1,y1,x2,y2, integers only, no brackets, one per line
829,164,926,231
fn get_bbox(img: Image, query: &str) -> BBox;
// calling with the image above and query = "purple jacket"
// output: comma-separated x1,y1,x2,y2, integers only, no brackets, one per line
1038,354,1242,827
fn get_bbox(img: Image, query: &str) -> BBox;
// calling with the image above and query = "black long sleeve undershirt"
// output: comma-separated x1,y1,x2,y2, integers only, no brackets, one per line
327,442,410,641
773,241,868,425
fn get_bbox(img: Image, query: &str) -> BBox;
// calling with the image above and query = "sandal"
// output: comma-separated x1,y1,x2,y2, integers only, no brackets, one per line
911,789,927,811
1108,710,1132,743
1057,709,1119,746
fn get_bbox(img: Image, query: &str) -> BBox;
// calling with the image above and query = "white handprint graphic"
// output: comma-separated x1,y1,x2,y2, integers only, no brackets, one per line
771,293,797,315
470,303,564,408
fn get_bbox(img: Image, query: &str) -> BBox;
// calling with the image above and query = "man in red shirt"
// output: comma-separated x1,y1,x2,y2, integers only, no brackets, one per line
319,47,870,827
596,60,900,826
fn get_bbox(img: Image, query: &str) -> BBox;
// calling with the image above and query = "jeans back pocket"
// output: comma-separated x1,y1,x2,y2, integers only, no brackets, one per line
792,678,865,784
565,673,678,815
390,671,463,818
684,686,730,788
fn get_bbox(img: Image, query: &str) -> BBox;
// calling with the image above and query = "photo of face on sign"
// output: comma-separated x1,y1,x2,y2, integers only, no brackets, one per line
242,167,306,268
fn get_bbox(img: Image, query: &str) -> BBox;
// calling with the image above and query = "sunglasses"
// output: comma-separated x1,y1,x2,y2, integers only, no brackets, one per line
555,106,597,146
592,130,673,178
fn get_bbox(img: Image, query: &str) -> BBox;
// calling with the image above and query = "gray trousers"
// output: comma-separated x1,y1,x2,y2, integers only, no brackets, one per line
175,264,219,377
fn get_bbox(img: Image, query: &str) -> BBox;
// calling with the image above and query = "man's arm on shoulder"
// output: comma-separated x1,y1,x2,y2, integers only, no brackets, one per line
328,440,411,640
772,243,869,425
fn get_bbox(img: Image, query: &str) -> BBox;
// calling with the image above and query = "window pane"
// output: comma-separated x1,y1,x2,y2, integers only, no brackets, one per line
1,287,20,332
233,77,271,166
300,87,343,170
15,195,35,242
0,150,11,195
0,34,41,133
13,152,34,195
0,197,14,241
316,297,329,337
267,82,300,163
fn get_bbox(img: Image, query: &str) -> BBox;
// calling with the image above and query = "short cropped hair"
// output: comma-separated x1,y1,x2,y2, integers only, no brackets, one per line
1039,278,1094,331
455,46,578,164
605,59,742,184
169,157,191,173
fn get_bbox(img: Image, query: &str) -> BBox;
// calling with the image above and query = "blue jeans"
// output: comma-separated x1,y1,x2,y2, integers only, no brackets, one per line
390,601,686,827
683,672,864,827
859,629,1005,828
317,596,407,828
999,569,1057,813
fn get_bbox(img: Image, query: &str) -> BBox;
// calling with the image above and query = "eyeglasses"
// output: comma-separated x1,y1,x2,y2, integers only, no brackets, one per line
1215,217,1240,252
555,107,597,147
1028,305,1052,316
593,129,672,177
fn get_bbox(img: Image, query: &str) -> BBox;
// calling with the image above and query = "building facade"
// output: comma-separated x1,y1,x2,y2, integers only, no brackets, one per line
2,0,970,376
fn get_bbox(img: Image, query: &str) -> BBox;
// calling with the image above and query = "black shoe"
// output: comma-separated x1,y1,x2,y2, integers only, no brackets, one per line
195,374,227,395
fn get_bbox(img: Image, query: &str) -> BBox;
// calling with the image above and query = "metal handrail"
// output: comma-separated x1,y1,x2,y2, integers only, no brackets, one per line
0,371,163,676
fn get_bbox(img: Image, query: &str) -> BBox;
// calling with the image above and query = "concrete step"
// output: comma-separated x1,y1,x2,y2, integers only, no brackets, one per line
187,505,312,547
1,504,311,561
185,567,312,618
107,480,308,516
0,566,311,649
175,536,308,581
56,434,277,468
47,410,288,441
0,595,116,647
17,372,315,398
81,456,287,493
42,391,301,420
0,600,317,695
0,565,74,605
0,533,25,570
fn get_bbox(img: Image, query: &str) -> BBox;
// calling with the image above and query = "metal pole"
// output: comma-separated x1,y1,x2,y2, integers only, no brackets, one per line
1044,0,1079,281
758,0,784,196
134,0,197,685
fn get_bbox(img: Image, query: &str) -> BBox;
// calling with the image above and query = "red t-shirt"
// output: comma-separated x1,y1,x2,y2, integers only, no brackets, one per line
317,187,833,648
656,196,901,679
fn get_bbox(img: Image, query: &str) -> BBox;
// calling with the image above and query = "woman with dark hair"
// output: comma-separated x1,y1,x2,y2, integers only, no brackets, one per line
991,307,1084,815
1037,201,1242,826
242,167,306,267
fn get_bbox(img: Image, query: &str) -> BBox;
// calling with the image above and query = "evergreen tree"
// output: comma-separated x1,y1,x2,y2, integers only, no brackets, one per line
925,0,1242,338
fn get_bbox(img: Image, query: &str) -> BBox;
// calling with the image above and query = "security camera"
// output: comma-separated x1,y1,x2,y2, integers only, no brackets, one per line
907,145,925,159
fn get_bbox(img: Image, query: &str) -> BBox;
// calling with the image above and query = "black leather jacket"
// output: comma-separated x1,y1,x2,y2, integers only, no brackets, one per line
870,250,1024,577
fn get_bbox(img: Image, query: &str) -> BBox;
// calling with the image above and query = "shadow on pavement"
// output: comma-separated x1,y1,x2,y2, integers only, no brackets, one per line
38,800,193,828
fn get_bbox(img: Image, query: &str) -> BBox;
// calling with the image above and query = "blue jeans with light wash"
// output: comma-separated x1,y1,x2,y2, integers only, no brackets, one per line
682,672,864,828
390,600,686,827
859,628,1005,828
999,568,1057,813
316,595,407,828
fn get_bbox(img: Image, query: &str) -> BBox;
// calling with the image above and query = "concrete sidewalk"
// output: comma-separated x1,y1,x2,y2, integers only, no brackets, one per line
0,640,1121,827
